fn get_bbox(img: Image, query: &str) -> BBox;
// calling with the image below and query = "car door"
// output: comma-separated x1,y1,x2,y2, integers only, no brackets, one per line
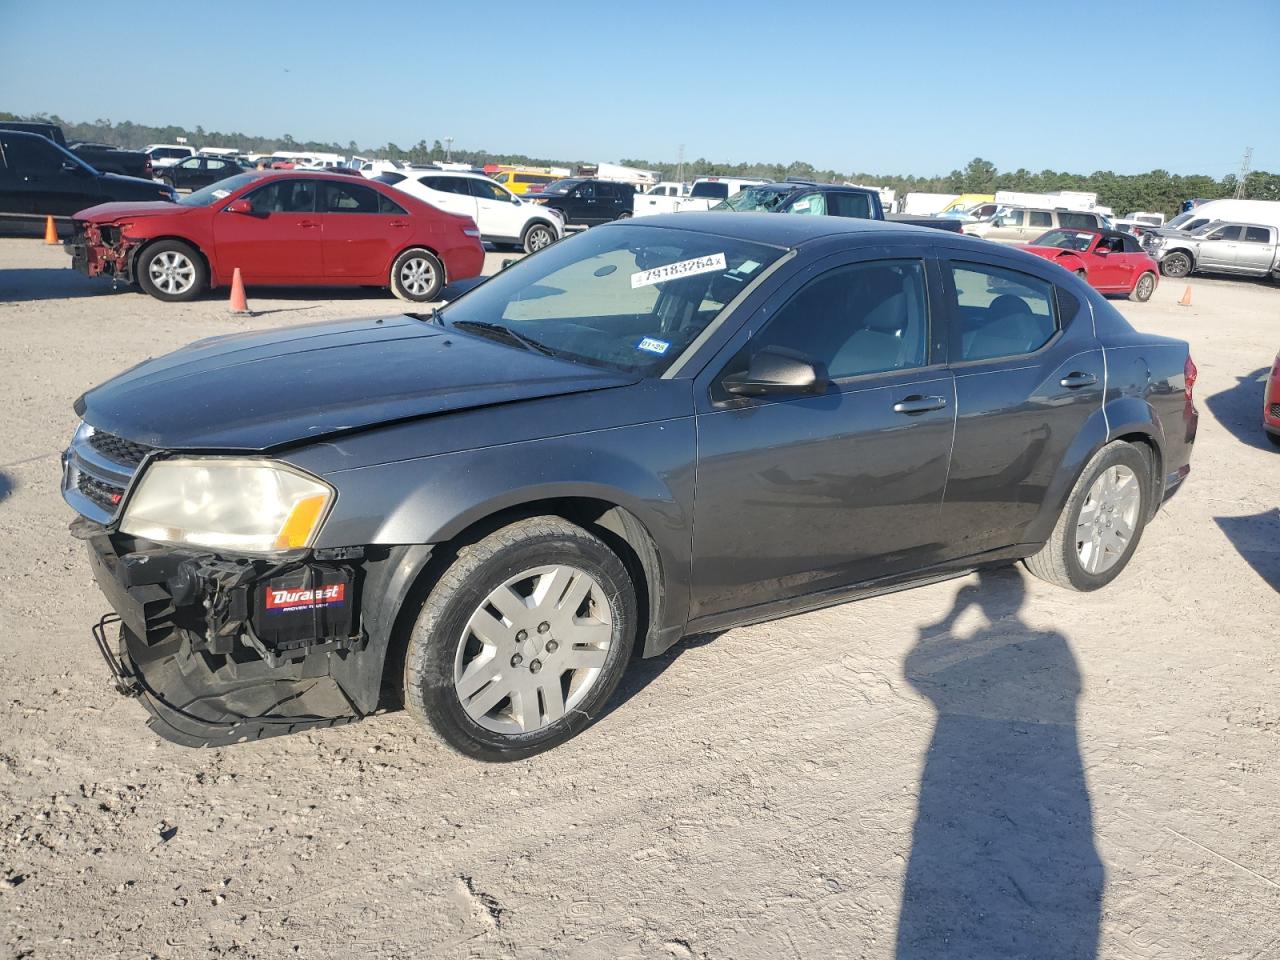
934,250,1104,558
1236,225,1275,273
317,179,403,280
1087,234,1129,290
212,178,322,283
169,156,199,188
467,176,524,240
987,208,1024,242
1196,224,1241,270
201,157,235,189
569,181,600,224
0,133,98,217
690,250,956,620
1024,209,1054,243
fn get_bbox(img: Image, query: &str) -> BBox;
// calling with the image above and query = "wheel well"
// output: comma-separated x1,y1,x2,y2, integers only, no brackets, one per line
1115,432,1163,519
131,236,211,284
391,244,446,284
1164,247,1194,266
377,497,662,708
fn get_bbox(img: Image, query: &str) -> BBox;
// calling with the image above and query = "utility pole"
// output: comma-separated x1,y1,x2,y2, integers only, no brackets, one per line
1234,146,1253,199
676,143,685,184
444,137,454,163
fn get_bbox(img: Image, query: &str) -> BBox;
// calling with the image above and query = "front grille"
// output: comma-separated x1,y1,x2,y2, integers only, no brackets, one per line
88,430,152,467
1270,402,1280,420
77,472,125,513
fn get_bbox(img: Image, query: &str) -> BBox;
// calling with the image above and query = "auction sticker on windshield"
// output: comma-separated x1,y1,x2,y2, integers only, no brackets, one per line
631,253,727,289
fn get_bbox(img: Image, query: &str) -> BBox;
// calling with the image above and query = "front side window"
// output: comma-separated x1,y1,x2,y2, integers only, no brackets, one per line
470,179,513,202
1029,210,1053,228
786,193,828,216
247,179,317,214
441,225,784,375
1000,209,1025,227
730,260,929,381
1,134,75,174
1034,229,1095,251
1207,225,1242,241
321,180,379,213
950,263,1058,361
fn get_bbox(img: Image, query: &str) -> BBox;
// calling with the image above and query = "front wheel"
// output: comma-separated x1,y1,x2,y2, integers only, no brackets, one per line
1161,252,1192,278
521,221,556,254
1129,271,1156,302
136,239,207,302
390,247,444,302
1023,442,1151,591
615,210,632,220
403,516,637,761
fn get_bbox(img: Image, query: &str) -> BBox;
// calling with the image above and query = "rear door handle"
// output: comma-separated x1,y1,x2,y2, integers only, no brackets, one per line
893,394,949,415
1059,372,1098,388
298,220,320,229
389,219,409,228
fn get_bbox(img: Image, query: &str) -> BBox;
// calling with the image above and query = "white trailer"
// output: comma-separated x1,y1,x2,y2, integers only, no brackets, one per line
901,193,959,216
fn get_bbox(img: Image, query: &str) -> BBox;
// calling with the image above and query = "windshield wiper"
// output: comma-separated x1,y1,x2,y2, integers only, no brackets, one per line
450,320,557,357
405,307,444,325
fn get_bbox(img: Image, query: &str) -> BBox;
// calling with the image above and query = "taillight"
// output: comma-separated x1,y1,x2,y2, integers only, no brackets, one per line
1184,355,1198,400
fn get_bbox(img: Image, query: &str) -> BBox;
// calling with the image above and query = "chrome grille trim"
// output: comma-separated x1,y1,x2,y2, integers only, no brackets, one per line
61,423,151,525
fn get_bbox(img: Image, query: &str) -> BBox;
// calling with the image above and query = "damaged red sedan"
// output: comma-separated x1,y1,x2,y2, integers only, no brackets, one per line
67,170,486,303
1021,228,1160,302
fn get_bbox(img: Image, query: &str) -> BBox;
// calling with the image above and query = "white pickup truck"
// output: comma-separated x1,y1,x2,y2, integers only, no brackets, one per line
632,176,769,217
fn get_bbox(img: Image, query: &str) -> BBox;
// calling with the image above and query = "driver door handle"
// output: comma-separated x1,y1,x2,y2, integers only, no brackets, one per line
893,394,948,415
1059,372,1098,388
298,220,320,229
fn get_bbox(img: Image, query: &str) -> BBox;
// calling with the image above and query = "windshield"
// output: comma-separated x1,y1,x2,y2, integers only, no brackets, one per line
541,178,581,195
715,186,791,212
689,181,730,199
1032,229,1096,251
178,172,261,206
440,225,785,375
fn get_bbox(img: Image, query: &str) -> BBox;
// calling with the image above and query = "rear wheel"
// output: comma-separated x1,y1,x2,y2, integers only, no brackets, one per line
616,210,632,220
1161,252,1192,278
136,240,207,302
390,247,444,302
403,516,637,761
1024,442,1150,591
1130,271,1156,302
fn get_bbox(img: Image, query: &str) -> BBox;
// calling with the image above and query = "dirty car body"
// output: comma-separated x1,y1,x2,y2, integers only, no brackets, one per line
63,214,1198,750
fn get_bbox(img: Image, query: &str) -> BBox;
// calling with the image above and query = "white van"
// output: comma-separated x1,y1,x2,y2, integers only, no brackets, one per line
1170,199,1280,231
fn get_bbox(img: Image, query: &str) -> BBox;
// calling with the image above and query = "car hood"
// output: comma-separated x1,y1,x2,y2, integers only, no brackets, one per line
76,200,185,222
76,315,638,451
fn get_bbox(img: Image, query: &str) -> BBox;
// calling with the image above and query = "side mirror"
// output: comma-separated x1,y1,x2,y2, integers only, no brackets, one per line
1094,246,1110,256
722,347,828,398
225,198,253,214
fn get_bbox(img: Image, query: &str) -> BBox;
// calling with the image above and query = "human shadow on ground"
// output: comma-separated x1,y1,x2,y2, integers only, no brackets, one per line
1215,509,1280,592
0,471,12,505
1205,367,1274,452
896,567,1103,959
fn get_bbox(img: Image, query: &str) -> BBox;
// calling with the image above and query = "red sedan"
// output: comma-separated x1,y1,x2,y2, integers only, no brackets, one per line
1022,228,1160,302
68,170,485,303
1265,351,1280,449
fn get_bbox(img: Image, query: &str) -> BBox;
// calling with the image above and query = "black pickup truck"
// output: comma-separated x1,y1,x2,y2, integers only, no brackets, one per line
713,180,964,232
0,122,153,180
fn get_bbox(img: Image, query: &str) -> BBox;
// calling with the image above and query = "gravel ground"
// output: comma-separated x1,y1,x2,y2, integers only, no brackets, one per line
1,238,1277,960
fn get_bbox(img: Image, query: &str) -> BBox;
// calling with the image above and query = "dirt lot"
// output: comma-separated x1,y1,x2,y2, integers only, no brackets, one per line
1,237,1277,960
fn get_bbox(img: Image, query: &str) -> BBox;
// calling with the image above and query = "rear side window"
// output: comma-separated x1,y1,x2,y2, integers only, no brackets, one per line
1058,211,1097,229
734,260,930,381
949,263,1058,362
423,176,470,195
826,192,873,219
1029,210,1053,227
1243,226,1271,243
322,181,380,213
378,192,406,214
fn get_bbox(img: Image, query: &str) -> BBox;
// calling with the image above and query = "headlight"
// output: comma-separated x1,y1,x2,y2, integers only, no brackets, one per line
119,458,334,555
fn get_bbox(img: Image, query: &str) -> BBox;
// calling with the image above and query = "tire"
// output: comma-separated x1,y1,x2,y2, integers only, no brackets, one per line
616,210,632,220
1266,430,1280,450
389,247,444,303
1023,442,1151,591
136,239,207,302
1129,271,1156,302
521,221,556,254
403,516,638,761
1161,251,1192,278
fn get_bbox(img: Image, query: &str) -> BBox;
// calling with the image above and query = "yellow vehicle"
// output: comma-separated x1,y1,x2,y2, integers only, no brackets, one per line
940,193,994,214
492,170,559,195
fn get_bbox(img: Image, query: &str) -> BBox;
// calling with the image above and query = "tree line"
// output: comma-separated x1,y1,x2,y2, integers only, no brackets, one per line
5,112,1274,217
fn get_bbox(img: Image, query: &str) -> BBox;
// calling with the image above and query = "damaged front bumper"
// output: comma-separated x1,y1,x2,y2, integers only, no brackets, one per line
76,523,431,747
65,221,141,282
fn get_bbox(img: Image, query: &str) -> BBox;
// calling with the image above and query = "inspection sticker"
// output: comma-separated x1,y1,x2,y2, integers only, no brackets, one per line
637,337,671,355
631,252,727,289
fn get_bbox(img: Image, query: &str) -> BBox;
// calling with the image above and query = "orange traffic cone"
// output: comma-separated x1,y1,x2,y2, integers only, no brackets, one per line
229,267,249,314
1177,285,1192,306
43,216,58,245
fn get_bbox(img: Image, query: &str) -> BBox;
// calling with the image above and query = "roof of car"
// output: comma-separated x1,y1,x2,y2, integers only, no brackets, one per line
624,211,964,247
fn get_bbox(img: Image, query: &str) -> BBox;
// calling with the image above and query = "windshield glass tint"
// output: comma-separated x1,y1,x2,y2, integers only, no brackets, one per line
717,186,790,212
1034,229,1095,251
178,172,260,206
541,179,580,194
441,225,785,375
689,181,730,199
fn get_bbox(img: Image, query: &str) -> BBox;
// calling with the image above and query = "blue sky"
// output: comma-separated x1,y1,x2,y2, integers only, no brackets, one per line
2,0,1276,176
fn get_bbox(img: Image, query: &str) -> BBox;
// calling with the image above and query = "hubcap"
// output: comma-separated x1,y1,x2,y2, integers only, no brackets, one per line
453,564,613,735
399,257,436,297
1076,465,1141,575
1138,275,1153,298
149,251,195,295
527,227,552,251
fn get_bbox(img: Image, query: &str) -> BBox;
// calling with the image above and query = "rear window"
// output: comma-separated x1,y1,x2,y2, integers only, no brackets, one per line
373,171,406,185
690,181,729,199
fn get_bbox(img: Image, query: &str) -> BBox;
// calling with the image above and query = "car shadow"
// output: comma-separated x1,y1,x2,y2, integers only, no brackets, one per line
1205,367,1273,451
0,267,126,302
1214,509,1280,592
594,630,723,723
896,567,1103,959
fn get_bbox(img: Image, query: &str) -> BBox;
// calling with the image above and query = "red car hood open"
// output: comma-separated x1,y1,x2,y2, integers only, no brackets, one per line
75,201,194,223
